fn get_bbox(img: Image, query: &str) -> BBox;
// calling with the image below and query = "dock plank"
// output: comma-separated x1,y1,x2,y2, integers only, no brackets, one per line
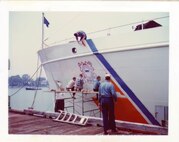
9,111,167,135
9,112,103,135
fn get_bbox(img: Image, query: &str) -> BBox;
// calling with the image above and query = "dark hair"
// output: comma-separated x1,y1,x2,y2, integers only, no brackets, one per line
73,77,76,80
105,76,110,80
97,76,101,79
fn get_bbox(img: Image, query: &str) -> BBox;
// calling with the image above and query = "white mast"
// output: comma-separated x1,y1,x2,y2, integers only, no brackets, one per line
42,12,44,49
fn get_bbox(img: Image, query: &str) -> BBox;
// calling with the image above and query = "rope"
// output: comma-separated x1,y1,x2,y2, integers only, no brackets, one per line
43,14,82,47
47,13,82,39
87,16,169,35
48,16,169,46
30,63,43,109
9,65,42,97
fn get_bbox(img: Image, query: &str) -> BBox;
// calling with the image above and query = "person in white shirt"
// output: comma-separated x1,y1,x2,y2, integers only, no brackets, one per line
75,74,84,91
66,77,76,99
54,80,65,112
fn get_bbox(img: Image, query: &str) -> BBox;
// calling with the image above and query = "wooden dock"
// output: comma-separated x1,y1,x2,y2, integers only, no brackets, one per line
9,112,103,135
9,109,167,135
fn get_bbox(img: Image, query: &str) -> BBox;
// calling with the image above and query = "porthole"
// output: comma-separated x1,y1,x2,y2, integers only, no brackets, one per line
72,47,77,54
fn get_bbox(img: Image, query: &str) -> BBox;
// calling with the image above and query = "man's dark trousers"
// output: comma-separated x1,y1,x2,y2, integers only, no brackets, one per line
101,97,116,132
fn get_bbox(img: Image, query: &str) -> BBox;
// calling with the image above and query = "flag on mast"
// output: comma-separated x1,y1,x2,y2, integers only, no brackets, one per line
44,16,49,27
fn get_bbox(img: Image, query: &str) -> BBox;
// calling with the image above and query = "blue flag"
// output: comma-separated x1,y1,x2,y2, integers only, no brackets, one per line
44,17,49,27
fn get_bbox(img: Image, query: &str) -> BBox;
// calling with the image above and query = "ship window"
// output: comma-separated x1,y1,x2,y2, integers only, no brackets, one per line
134,20,162,31
72,48,77,54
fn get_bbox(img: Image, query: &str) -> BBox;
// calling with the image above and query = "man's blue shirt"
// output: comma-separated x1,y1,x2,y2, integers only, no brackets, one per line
93,80,100,91
99,80,117,101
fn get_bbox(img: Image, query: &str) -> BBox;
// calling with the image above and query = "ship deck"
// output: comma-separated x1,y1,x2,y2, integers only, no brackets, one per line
9,109,167,135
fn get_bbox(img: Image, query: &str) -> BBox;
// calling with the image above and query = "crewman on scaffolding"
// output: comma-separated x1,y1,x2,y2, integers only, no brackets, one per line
93,76,101,100
54,80,65,112
66,77,76,99
74,31,87,46
75,74,84,91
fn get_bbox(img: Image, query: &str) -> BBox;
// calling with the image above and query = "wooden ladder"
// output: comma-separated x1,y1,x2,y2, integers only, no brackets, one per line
53,110,88,126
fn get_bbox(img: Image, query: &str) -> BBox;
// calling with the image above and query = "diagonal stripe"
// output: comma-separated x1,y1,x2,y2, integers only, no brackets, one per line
110,79,125,95
87,39,160,126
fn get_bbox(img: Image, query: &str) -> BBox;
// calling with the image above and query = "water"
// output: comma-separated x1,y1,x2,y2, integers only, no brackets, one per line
9,87,55,112
8,87,100,117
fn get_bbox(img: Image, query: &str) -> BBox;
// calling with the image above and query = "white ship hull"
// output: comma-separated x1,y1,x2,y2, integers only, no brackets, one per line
38,26,169,126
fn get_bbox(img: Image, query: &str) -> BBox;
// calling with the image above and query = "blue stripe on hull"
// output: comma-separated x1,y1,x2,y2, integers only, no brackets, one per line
87,39,160,126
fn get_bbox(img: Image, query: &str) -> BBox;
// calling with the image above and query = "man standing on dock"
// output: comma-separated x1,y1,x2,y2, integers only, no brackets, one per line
99,74,117,135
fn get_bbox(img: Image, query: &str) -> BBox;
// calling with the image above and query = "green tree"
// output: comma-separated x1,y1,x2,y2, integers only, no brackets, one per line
35,77,46,87
8,75,49,87
22,74,30,86
8,75,22,87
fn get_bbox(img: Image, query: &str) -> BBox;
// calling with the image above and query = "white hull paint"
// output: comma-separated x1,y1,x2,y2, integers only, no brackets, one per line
38,26,169,126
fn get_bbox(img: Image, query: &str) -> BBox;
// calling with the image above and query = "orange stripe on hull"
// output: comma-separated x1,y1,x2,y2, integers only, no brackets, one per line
115,97,148,124
93,79,149,124
93,97,148,124
111,80,124,95
110,79,148,124
111,79,148,124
